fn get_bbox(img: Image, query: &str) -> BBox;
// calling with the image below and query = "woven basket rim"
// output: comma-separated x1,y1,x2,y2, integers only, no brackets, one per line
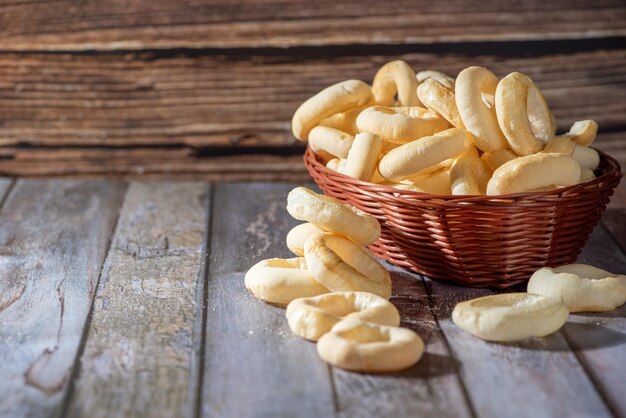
304,146,623,202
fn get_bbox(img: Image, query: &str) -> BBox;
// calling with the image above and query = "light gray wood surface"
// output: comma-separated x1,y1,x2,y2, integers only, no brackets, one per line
562,221,626,418
64,182,210,418
201,183,335,418
0,180,125,418
1,179,625,418
331,266,473,418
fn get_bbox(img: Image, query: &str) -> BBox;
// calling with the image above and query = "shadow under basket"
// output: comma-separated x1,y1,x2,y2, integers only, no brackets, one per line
304,146,623,288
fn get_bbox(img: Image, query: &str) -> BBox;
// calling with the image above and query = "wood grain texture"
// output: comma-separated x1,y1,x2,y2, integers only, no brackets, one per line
332,265,472,418
0,180,125,418
424,279,613,417
0,49,624,178
0,153,309,180
0,178,13,203
0,50,625,148
201,182,335,418
0,0,624,50
64,182,209,418
562,222,626,418
601,209,626,253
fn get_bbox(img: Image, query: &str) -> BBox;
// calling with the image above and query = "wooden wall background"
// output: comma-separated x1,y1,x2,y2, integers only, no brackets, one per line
0,1,625,179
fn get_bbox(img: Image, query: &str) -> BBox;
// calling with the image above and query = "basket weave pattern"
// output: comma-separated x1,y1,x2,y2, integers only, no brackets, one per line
304,146,623,288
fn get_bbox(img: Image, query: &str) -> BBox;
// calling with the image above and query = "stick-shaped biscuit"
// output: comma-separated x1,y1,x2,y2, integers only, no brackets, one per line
378,128,474,181
342,132,383,181
486,153,581,195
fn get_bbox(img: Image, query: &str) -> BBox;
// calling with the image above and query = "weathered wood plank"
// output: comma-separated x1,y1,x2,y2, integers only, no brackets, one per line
0,49,624,178
0,178,13,203
601,209,626,253
0,180,126,418
201,183,335,417
425,277,613,417
0,153,309,180
64,182,209,418
332,265,472,418
560,221,626,418
0,0,624,50
0,50,624,149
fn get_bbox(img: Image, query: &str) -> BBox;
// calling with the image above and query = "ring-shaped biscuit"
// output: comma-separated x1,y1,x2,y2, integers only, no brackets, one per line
308,126,355,161
292,80,373,141
286,223,325,257
486,153,581,195
452,293,569,342
304,233,392,299
286,187,381,245
285,291,400,341
372,60,420,106
455,66,508,152
528,264,626,312
378,128,474,181
416,69,455,91
417,79,464,128
450,155,491,195
356,106,448,144
495,72,554,155
317,318,425,372
245,257,328,306
342,132,383,181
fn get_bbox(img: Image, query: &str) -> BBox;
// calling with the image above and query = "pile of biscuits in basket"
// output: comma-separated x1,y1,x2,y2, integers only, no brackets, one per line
245,61,626,373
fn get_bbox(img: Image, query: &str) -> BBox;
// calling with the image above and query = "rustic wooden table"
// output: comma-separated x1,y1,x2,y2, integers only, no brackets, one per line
1,1,626,417
0,178,624,418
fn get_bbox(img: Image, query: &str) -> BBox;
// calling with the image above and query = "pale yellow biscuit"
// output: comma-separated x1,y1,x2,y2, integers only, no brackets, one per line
356,106,448,144
372,60,420,106
317,318,425,372
528,264,626,312
452,293,569,342
342,132,383,181
292,80,373,141
455,66,508,152
417,78,464,128
286,187,381,246
378,128,474,181
286,223,326,257
495,72,554,155
304,233,392,299
285,291,400,341
308,126,355,160
486,153,581,195
245,257,328,306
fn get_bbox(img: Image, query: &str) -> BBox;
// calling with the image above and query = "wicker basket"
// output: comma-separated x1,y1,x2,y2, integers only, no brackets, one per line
304,146,623,288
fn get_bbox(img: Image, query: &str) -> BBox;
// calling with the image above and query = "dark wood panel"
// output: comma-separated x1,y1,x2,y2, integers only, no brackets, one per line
0,49,625,178
0,180,125,417
0,50,624,147
0,154,309,180
201,183,335,417
0,0,624,50
65,182,209,418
